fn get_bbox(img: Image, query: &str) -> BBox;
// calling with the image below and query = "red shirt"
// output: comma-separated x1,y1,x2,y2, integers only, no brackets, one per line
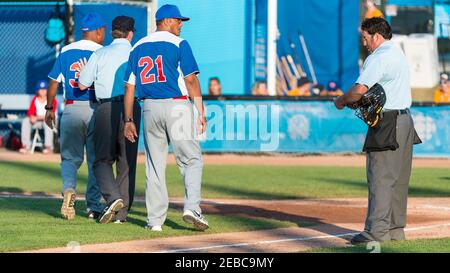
26,96,57,117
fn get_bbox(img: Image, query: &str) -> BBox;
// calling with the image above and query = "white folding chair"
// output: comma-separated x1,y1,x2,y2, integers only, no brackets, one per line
30,127,44,154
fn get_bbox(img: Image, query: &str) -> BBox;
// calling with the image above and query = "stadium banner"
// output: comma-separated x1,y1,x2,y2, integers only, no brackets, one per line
137,100,450,157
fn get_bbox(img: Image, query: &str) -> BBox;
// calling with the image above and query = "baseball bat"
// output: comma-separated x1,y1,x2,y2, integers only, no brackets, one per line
276,55,289,94
276,75,286,96
287,35,306,77
277,55,290,89
281,56,297,90
298,30,317,84
287,54,300,79
277,70,288,95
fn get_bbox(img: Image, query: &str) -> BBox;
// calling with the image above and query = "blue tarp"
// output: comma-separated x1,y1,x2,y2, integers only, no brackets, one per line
388,0,433,6
0,1,362,96
157,0,361,94
277,0,360,91
157,0,253,95
74,3,147,46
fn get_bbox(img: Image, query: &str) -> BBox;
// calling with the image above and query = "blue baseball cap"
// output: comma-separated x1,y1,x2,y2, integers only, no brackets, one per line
35,80,48,91
81,12,106,32
155,4,190,22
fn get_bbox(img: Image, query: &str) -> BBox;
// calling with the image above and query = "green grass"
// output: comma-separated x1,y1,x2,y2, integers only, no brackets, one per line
0,161,449,199
306,238,450,253
0,162,448,252
0,197,296,252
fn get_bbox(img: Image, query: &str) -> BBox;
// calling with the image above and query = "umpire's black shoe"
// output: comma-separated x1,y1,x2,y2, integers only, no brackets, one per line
350,233,374,245
87,210,101,220
99,199,124,224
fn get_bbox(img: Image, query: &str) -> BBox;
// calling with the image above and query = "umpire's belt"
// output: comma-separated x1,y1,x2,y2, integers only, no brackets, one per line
98,95,140,104
98,95,124,104
383,108,410,116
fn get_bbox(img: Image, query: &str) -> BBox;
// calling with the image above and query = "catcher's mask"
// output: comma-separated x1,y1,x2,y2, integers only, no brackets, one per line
354,83,387,128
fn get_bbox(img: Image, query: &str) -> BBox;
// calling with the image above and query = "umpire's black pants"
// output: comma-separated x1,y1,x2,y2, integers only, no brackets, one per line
93,97,141,221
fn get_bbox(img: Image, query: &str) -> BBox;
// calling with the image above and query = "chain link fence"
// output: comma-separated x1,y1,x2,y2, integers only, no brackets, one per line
0,3,62,95
0,1,149,99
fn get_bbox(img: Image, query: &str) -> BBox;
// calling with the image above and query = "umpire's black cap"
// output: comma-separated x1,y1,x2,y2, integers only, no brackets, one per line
112,16,136,32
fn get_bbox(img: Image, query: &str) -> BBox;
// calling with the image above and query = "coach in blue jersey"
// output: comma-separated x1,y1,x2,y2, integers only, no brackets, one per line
78,16,141,224
45,13,105,221
123,4,209,232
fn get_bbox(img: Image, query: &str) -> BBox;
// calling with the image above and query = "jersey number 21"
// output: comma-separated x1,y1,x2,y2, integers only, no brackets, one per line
139,55,167,84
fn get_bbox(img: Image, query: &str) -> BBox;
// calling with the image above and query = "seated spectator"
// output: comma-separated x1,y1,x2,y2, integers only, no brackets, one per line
311,83,325,96
365,0,384,19
434,73,450,103
287,76,311,96
252,81,269,96
208,77,222,96
20,80,57,154
320,81,344,97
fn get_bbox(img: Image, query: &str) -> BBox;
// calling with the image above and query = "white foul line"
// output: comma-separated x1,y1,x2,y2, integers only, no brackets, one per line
155,232,359,253
155,223,450,253
417,205,450,211
403,223,450,231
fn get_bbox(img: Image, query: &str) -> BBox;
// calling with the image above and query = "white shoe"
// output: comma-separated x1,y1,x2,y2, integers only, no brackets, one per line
183,210,209,231
152,225,162,232
145,225,162,232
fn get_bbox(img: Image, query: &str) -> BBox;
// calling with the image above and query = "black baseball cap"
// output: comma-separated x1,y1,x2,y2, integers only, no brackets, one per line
297,76,311,87
112,16,135,32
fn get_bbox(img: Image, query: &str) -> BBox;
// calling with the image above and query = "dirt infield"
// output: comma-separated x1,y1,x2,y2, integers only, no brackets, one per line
1,149,449,168
19,197,450,253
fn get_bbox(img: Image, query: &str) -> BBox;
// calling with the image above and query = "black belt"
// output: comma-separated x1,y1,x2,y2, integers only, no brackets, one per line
384,108,410,115
98,95,124,104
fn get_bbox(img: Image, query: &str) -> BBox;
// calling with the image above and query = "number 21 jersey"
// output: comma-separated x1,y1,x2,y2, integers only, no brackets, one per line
124,31,199,99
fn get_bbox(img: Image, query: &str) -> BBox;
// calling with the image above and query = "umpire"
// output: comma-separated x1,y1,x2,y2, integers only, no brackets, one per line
334,18,420,244
78,16,141,224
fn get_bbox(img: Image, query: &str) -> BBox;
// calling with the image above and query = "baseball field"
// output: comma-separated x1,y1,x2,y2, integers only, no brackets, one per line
0,150,449,253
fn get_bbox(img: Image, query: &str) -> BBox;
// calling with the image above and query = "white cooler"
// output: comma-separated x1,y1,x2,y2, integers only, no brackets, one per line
402,34,440,88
